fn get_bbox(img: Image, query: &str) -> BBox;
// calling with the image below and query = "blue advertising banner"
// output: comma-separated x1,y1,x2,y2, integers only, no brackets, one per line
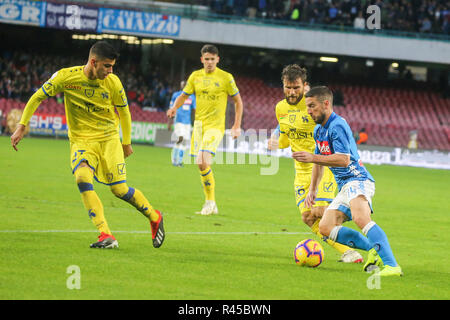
97,8,180,37
0,0,46,26
45,2,98,31
28,113,68,137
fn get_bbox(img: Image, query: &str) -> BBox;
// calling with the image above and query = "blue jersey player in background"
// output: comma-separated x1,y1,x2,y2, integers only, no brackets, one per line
169,81,196,167
293,86,402,277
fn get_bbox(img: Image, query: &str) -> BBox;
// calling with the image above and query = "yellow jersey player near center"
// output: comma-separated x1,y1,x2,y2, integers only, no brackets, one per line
268,64,363,263
10,41,165,249
167,44,244,215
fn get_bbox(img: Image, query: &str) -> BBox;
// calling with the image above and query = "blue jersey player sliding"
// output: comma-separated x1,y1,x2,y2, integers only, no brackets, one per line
292,86,403,277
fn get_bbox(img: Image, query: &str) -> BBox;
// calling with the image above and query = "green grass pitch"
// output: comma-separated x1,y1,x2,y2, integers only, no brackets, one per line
0,135,449,300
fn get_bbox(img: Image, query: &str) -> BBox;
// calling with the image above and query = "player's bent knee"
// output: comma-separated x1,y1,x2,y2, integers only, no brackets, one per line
318,220,332,237
74,165,93,183
353,215,372,230
74,166,94,193
301,210,315,227
110,183,135,200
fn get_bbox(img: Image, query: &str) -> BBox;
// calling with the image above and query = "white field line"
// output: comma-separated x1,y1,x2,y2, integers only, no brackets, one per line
0,229,311,235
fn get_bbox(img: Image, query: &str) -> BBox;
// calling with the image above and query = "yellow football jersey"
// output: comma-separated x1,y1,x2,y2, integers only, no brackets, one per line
183,67,239,130
275,97,316,174
20,66,129,143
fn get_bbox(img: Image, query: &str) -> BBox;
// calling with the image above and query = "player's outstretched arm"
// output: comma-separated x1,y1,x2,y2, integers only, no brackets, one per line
10,88,48,151
167,93,189,118
122,144,133,158
116,105,133,158
292,151,350,167
304,164,324,208
267,126,289,150
230,93,243,139
11,124,26,151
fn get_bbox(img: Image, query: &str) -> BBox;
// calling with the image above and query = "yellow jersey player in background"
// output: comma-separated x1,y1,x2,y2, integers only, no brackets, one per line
167,44,243,215
268,64,363,263
10,41,165,249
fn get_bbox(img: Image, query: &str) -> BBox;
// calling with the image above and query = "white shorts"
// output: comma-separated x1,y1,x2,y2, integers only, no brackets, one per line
173,122,191,141
328,180,375,221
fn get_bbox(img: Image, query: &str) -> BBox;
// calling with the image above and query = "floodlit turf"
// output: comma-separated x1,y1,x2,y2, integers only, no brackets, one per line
0,135,449,300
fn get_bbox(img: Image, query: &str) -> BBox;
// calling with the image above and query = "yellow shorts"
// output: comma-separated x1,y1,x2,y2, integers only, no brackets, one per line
70,138,126,185
190,120,224,156
294,167,336,214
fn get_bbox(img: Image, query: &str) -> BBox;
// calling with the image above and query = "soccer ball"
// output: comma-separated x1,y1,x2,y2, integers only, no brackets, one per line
294,239,325,267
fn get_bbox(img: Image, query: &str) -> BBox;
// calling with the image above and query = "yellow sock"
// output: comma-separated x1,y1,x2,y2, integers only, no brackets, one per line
311,218,350,254
75,166,111,235
132,188,160,222
110,183,160,222
200,167,215,201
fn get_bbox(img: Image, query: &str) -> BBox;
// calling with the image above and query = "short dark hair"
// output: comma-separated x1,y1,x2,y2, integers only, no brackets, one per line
305,86,334,105
89,41,119,60
201,44,219,56
281,64,307,83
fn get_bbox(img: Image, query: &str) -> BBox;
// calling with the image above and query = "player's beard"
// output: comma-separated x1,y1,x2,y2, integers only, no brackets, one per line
312,113,326,125
286,93,303,105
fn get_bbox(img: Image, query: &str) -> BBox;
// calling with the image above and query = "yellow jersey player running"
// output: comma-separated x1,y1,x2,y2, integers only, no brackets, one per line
10,41,165,249
268,64,363,263
167,44,243,215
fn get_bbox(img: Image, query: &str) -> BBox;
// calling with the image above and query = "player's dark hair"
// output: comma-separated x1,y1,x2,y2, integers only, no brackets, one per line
201,44,219,56
89,41,119,60
305,86,334,105
281,64,307,83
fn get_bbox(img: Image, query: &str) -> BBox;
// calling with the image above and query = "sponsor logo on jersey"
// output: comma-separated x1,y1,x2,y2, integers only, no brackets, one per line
64,84,82,90
287,128,312,139
317,140,332,155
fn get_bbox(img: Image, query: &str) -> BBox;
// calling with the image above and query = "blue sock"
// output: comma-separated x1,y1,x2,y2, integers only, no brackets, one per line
178,149,184,164
171,147,179,164
333,226,372,251
365,223,398,267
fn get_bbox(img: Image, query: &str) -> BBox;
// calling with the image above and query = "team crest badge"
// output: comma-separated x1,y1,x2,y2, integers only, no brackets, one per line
289,114,296,124
84,89,95,98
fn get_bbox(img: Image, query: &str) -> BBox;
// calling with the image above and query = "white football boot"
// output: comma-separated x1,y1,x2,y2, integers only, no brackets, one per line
339,249,364,263
196,200,219,215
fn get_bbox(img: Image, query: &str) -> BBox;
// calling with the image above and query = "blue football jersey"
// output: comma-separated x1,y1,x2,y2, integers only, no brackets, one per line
170,91,196,125
314,112,374,190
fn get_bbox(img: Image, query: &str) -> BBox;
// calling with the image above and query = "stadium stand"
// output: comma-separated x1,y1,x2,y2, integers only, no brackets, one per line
204,0,450,35
235,75,450,150
1,71,449,150
0,0,448,151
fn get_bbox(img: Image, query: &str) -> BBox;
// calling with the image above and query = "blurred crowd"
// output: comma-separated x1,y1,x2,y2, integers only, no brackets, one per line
204,0,450,34
0,50,174,111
